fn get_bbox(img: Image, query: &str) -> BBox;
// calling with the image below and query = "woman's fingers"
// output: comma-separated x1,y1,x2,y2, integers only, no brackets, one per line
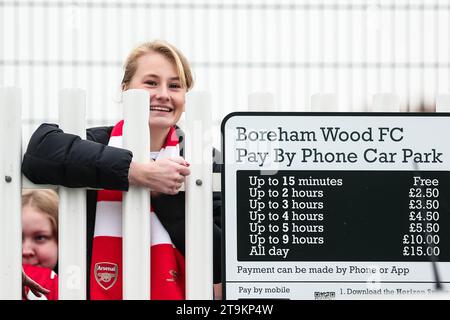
128,158,190,194
165,180,183,195
170,157,191,177
172,182,183,193
178,165,190,177
171,156,190,167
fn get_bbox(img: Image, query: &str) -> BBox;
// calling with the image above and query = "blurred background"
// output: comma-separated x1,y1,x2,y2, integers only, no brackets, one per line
1,0,449,148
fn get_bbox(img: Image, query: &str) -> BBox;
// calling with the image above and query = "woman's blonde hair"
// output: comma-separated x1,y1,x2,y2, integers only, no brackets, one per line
22,189,59,240
121,40,194,91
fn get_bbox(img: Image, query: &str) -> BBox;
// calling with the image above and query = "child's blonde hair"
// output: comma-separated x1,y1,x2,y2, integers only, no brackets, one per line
22,189,59,240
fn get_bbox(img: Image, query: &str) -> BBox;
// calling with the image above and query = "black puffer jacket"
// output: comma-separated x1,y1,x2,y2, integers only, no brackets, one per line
22,123,222,296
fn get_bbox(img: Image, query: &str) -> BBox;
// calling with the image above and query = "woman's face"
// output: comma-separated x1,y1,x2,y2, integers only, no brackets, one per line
22,205,58,270
126,51,186,129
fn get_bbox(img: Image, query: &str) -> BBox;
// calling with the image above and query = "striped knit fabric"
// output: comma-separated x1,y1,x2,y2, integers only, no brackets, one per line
90,120,185,300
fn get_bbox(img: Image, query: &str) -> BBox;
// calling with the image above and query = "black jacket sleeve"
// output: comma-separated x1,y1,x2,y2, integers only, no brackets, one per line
22,123,133,190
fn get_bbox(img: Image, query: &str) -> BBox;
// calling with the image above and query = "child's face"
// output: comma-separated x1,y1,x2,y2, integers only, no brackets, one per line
22,205,58,270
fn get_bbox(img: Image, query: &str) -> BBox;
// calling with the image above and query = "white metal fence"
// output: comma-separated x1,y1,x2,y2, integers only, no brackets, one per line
1,87,450,300
0,87,218,300
2,0,450,150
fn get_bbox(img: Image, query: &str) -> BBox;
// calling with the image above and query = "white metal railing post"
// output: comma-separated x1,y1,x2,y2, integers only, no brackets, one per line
371,93,400,112
247,92,279,176
0,87,22,300
247,92,275,111
58,89,87,299
185,92,213,299
436,94,450,112
122,89,151,300
311,93,337,112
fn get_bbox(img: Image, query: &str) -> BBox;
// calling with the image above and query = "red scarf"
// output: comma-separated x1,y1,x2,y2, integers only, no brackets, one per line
90,120,185,300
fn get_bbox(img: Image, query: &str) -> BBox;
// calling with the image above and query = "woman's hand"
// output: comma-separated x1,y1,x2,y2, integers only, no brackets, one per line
22,268,50,299
128,157,190,195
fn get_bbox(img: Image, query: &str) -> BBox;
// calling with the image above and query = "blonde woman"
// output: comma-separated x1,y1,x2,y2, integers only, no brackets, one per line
22,40,222,300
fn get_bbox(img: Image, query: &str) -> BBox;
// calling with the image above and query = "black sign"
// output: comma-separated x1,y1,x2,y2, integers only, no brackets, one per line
237,170,450,262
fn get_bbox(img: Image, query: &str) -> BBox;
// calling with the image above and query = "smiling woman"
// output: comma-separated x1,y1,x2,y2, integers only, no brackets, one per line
21,40,222,300
121,41,193,149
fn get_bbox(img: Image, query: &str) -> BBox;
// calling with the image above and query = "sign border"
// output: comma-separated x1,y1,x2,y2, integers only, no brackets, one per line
220,111,450,299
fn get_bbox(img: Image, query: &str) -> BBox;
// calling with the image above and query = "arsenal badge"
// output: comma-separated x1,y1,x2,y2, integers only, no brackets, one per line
94,262,118,290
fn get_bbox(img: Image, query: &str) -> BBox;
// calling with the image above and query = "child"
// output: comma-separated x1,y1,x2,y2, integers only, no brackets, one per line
22,189,59,300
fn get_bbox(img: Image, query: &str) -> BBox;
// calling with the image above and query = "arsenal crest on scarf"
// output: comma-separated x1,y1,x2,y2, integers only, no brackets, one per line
90,120,186,300
94,262,118,290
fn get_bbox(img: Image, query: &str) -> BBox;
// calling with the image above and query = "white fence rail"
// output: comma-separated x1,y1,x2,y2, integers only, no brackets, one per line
0,87,22,300
0,87,216,300
121,89,151,300
185,92,213,299
1,88,450,300
58,89,87,300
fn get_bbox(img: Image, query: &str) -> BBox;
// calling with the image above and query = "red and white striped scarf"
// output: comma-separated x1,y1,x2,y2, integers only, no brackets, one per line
90,120,185,300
